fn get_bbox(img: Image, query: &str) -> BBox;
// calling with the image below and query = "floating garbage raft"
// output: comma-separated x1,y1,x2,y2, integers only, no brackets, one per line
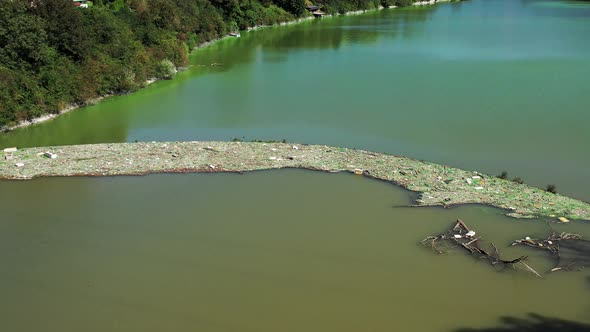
0,141,589,220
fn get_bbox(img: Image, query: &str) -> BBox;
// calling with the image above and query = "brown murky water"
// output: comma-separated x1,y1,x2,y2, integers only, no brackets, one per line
1,170,588,331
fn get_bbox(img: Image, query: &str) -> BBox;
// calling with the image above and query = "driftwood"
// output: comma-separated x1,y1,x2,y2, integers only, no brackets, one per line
512,232,587,272
422,219,543,278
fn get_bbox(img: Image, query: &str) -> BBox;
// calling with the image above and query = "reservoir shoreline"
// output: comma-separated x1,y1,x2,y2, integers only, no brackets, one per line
1,141,588,221
1,0,456,133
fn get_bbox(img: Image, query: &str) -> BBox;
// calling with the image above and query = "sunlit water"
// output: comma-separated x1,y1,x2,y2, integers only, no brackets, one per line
1,0,589,201
0,170,589,331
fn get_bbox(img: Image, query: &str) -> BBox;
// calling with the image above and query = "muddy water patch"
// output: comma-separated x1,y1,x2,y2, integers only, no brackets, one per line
0,170,589,331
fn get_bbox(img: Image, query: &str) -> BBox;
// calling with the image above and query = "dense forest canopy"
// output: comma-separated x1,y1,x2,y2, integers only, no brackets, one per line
0,0,417,128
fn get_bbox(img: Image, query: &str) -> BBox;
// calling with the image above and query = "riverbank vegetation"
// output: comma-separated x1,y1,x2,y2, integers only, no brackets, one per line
0,0,421,129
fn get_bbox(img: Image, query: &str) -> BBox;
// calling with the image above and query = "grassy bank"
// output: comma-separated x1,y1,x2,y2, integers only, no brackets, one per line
1,141,588,220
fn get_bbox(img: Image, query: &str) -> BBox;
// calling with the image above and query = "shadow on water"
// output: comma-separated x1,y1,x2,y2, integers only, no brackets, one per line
559,240,590,267
455,313,590,332
455,276,590,332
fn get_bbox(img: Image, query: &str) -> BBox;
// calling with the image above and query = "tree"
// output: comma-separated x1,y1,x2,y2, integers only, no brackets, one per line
274,0,306,16
0,0,52,71
30,0,86,61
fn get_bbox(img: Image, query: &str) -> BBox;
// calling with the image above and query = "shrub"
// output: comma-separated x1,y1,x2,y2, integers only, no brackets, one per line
381,0,395,7
117,68,139,92
497,171,508,179
395,0,415,6
155,59,176,79
512,177,524,184
546,184,557,194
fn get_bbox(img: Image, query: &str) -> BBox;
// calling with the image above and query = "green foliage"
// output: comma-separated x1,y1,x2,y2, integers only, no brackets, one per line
30,0,86,61
274,0,306,16
155,59,177,79
320,0,381,14
0,0,52,71
0,66,46,123
394,0,415,7
39,56,81,109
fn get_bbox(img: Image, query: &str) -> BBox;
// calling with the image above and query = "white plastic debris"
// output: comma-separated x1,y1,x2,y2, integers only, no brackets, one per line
474,186,484,190
292,145,299,150
525,236,531,241
208,164,216,169
271,148,277,151
354,169,363,175
466,179,473,184
454,234,462,239
466,230,476,237
472,176,481,179
15,162,24,167
548,241,553,245
269,156,277,160
3,147,17,153
43,152,57,159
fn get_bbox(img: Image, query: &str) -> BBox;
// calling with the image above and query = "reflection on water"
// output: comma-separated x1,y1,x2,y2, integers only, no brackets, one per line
0,105,130,148
195,6,436,69
529,0,590,11
0,170,589,331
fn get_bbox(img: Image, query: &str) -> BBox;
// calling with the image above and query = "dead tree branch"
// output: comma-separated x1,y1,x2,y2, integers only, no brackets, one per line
422,219,543,278
512,232,587,273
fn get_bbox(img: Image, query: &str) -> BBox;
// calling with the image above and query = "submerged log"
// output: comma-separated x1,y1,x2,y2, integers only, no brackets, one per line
422,219,543,278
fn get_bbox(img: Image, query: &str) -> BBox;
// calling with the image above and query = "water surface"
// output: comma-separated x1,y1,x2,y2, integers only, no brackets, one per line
1,0,589,200
2,2,590,328
1,170,589,331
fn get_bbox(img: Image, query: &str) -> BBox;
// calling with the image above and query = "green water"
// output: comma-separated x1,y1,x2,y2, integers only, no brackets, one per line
1,0,589,201
1,0,590,330
0,170,589,331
